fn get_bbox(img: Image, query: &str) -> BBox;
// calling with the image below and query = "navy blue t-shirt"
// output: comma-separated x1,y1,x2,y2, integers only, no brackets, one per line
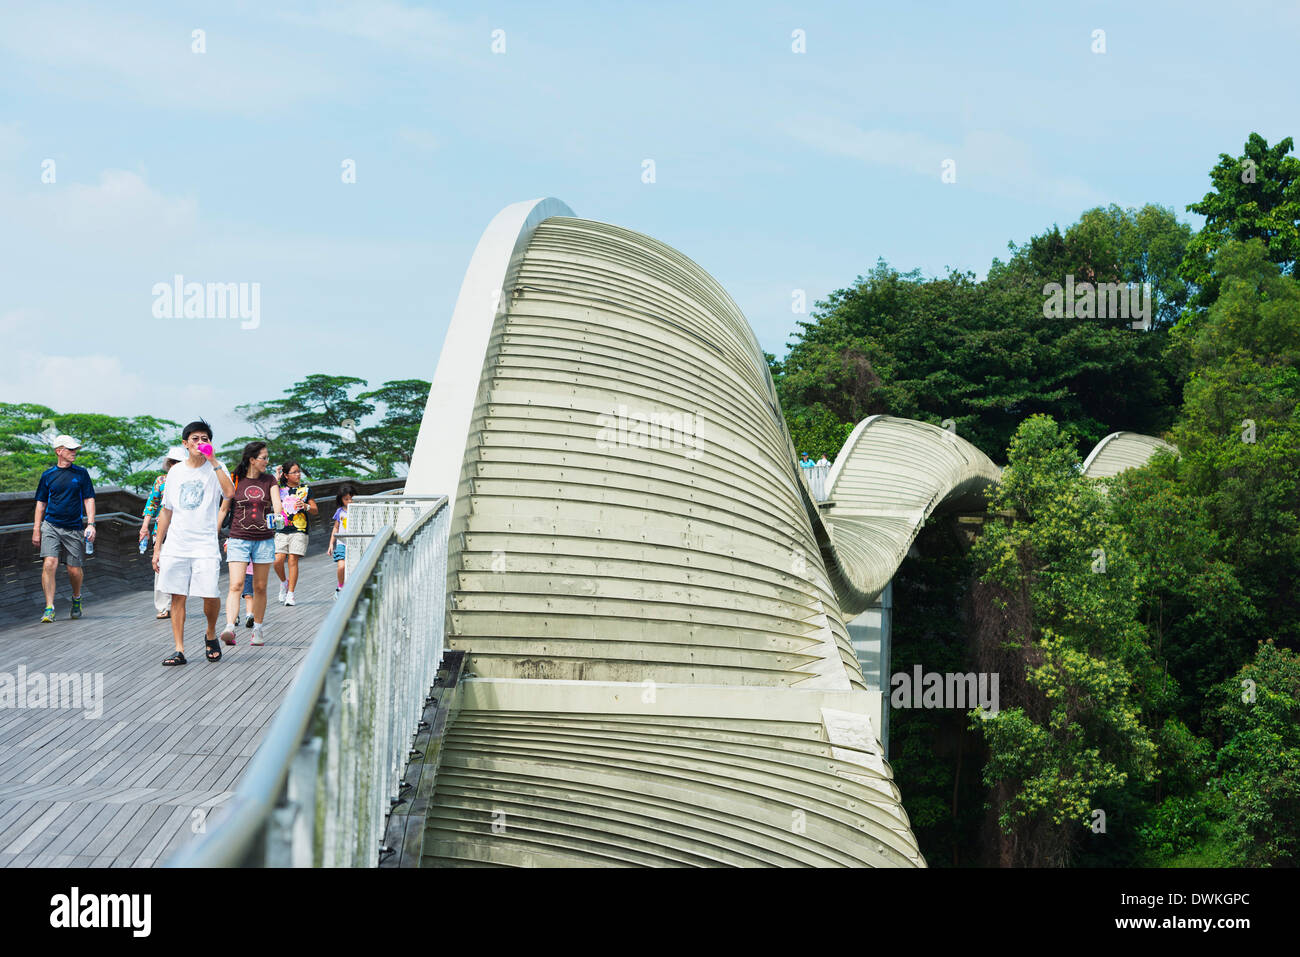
35,464,96,530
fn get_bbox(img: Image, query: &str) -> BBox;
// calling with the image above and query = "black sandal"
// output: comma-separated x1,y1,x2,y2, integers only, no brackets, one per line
163,651,187,666
205,637,222,662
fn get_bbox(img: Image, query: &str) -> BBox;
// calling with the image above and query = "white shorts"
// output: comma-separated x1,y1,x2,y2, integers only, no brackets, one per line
158,555,222,598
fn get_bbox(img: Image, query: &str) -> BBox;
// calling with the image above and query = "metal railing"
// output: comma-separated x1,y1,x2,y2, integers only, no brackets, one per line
0,511,143,535
168,494,449,867
339,493,445,579
800,463,832,502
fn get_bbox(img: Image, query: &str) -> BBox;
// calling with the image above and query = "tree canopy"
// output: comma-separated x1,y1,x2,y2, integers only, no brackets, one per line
225,374,431,480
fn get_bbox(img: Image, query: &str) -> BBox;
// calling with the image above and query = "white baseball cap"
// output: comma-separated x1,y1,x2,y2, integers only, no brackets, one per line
52,434,82,450
165,445,186,462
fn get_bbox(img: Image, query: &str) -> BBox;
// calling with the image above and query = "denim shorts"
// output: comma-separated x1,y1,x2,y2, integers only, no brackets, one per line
227,537,275,564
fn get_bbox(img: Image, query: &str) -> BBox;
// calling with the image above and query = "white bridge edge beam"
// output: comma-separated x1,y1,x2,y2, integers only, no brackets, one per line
405,197,576,503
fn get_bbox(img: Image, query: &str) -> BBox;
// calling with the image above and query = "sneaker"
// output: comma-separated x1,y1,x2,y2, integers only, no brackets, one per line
41,606,55,623
277,582,288,603
244,614,255,628
250,624,265,646
284,592,296,607
332,587,340,601
220,621,238,646
70,596,82,619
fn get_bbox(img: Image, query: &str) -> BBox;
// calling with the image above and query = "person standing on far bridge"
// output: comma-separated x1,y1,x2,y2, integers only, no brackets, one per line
32,434,96,624
153,420,234,665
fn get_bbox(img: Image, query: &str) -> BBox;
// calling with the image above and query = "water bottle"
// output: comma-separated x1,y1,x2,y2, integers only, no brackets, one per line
139,535,149,555
198,442,214,456
84,529,94,556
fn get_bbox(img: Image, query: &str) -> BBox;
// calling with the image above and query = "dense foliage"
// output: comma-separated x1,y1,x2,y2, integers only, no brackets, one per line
0,374,431,492
0,403,180,493
777,133,1300,866
225,374,431,479
775,204,1190,461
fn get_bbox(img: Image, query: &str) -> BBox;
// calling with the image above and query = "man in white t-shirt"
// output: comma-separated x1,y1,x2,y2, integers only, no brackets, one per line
152,420,235,665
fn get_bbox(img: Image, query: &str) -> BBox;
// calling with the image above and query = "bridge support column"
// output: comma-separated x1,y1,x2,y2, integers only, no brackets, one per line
847,580,892,757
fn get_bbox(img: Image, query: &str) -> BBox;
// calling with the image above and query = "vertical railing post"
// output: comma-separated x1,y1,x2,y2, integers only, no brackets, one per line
289,737,323,867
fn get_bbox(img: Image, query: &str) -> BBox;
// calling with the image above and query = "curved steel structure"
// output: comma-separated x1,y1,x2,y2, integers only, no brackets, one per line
406,199,1175,868
820,415,1002,608
1081,431,1177,478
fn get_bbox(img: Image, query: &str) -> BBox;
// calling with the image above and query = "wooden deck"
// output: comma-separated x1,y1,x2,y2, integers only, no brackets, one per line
0,551,338,867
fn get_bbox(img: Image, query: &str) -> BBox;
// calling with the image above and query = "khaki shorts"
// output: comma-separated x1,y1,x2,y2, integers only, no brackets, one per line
40,521,85,567
274,531,308,557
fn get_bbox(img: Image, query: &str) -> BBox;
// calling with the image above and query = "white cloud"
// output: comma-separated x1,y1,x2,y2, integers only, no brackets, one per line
0,4,340,112
277,1,464,58
25,169,198,238
396,127,440,153
0,335,221,430
786,116,1105,208
0,122,26,160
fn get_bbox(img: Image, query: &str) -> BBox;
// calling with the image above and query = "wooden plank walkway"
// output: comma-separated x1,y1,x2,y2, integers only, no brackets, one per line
0,551,339,867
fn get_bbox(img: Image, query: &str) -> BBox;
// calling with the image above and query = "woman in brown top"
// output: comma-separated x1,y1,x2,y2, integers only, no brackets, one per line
216,442,283,647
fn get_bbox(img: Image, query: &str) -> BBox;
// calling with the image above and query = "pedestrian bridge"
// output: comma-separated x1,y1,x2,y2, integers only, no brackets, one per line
0,199,1175,868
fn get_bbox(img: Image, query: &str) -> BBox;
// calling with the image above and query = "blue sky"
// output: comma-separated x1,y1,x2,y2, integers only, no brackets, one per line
1,0,1297,446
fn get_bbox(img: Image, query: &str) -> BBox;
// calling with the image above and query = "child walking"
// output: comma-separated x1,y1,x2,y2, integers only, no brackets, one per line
329,485,354,600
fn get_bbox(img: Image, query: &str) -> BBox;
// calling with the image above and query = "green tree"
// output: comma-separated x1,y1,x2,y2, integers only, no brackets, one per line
356,378,431,476
1106,455,1257,721
0,402,59,490
230,374,431,479
1210,641,1300,866
971,415,1158,866
1179,133,1300,312
774,205,1190,464
888,523,987,867
1171,240,1300,648
49,413,182,491
0,403,179,492
1008,203,1192,328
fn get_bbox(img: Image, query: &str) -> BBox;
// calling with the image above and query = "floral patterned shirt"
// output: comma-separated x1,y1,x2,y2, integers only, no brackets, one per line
142,473,167,535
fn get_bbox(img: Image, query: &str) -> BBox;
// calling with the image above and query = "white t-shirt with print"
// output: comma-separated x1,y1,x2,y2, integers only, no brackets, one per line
160,460,229,559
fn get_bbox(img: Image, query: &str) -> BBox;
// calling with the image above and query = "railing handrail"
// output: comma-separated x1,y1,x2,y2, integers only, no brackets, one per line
0,511,144,535
168,494,448,868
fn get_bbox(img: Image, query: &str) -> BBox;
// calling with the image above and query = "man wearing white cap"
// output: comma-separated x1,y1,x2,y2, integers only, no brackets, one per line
32,434,97,623
140,445,187,618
